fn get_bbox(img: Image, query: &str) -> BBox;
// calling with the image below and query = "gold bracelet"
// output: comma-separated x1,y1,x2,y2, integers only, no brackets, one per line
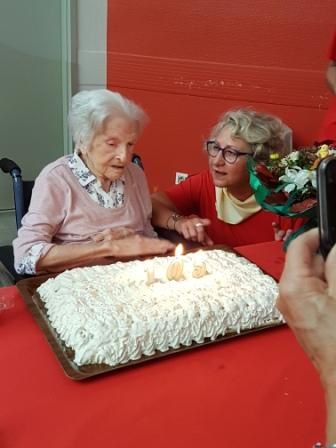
166,213,182,231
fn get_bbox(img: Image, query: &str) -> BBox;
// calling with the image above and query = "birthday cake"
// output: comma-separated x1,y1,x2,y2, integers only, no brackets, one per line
37,249,282,367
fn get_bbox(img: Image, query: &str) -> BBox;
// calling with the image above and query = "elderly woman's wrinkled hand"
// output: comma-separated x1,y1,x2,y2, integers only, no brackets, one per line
175,215,213,246
277,228,336,387
92,227,136,243
104,234,175,258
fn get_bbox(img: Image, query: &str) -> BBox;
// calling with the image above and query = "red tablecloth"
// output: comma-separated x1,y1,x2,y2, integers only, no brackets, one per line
0,241,324,448
234,240,286,280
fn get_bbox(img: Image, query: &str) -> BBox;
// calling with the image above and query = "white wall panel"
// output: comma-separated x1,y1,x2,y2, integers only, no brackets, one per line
77,0,107,90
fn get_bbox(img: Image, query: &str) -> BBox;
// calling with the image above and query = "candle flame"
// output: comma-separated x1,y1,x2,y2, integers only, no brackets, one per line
175,243,184,257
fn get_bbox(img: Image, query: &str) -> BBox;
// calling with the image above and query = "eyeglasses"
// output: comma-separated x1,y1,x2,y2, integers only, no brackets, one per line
206,140,250,164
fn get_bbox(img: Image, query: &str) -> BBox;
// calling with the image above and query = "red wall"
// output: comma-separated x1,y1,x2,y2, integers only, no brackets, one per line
107,0,336,191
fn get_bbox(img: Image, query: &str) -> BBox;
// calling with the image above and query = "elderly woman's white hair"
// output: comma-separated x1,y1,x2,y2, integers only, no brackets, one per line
209,108,286,161
68,89,148,149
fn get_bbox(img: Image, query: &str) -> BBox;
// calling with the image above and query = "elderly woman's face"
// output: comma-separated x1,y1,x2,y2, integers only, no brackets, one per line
84,116,139,182
208,127,253,190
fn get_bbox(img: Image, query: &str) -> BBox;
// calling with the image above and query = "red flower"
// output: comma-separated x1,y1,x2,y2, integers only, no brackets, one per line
289,197,317,213
264,192,288,205
255,164,279,188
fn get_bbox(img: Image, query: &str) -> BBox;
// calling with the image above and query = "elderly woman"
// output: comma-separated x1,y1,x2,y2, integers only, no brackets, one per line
152,108,303,247
13,89,174,274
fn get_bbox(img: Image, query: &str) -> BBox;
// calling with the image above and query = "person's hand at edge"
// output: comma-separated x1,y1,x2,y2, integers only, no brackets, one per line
277,228,336,445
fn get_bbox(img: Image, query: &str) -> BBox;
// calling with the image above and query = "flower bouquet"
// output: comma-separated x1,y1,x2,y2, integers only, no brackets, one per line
247,143,336,246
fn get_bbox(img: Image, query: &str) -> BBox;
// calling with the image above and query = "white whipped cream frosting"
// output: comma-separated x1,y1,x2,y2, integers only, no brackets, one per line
37,250,282,367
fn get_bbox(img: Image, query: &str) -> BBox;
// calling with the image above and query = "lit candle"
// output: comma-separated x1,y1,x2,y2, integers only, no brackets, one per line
192,250,208,279
167,243,184,281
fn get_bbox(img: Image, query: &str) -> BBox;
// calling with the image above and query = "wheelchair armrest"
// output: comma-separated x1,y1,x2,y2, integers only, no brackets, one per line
0,158,22,176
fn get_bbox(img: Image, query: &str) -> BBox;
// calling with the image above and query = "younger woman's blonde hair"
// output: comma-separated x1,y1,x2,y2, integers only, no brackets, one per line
209,108,286,161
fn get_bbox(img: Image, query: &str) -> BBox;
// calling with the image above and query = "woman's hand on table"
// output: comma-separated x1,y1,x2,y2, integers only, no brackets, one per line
272,222,293,241
103,234,175,258
36,234,174,274
175,215,213,246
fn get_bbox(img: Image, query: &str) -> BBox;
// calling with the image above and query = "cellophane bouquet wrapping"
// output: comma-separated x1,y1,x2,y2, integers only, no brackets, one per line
247,143,336,247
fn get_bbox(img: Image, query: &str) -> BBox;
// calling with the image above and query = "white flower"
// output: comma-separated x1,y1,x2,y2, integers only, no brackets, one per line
310,170,317,189
279,167,315,193
287,151,300,162
279,158,288,168
279,151,300,168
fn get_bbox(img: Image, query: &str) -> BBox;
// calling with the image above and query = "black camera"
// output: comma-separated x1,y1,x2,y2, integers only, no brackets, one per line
317,156,336,258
